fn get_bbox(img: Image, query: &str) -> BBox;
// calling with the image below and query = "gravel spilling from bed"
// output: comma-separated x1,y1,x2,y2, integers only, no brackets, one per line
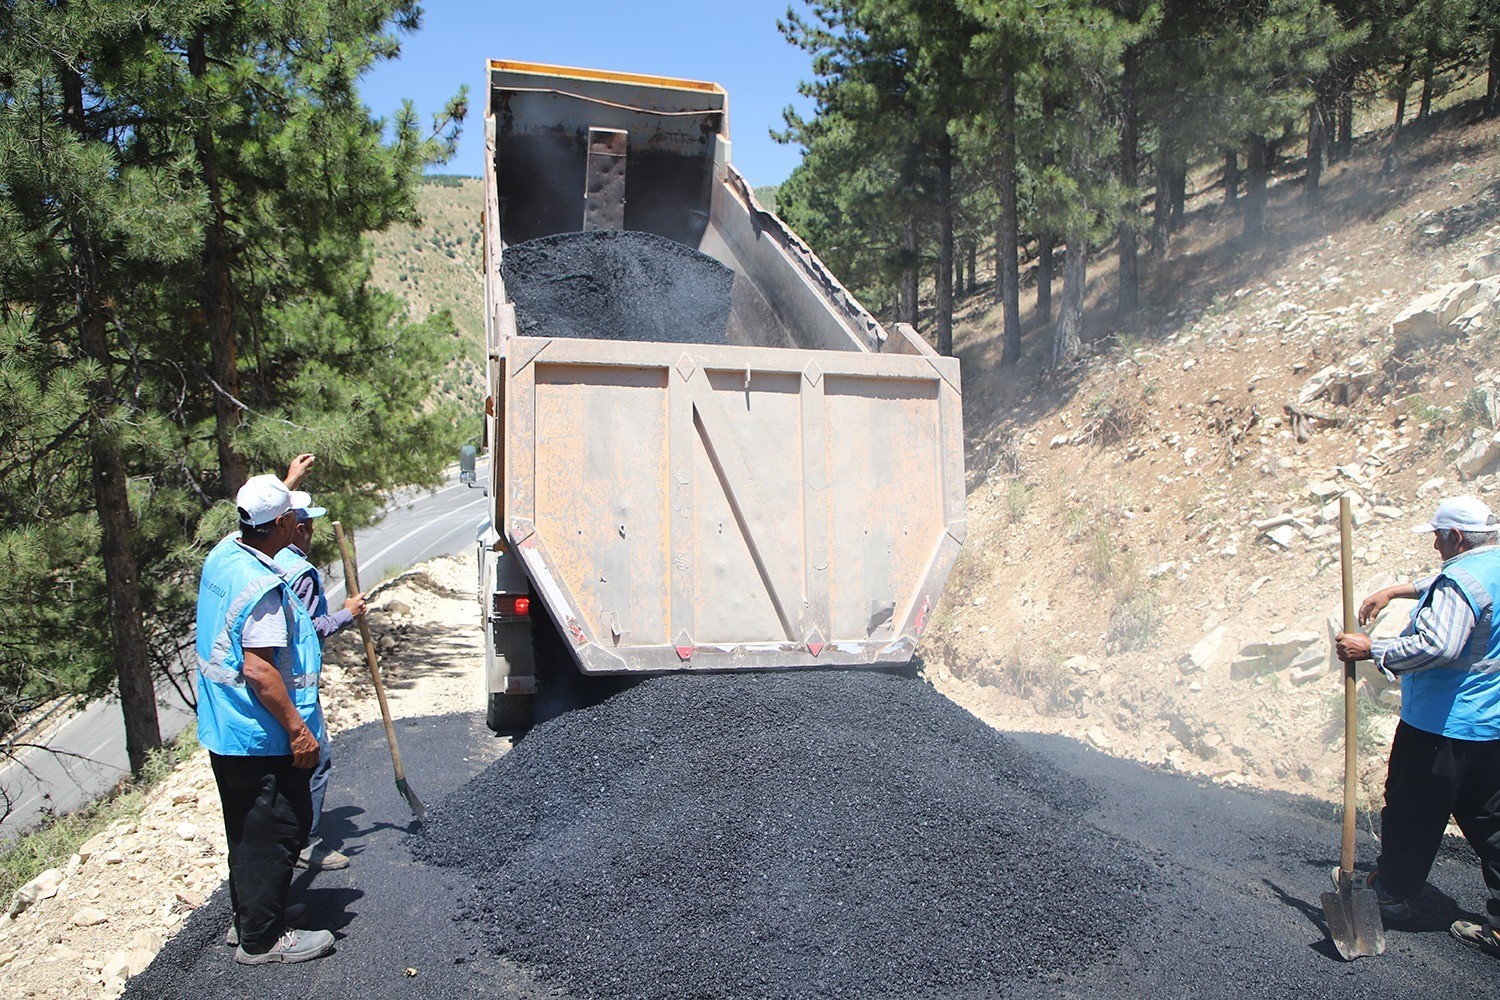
502,230,732,345
412,669,1156,999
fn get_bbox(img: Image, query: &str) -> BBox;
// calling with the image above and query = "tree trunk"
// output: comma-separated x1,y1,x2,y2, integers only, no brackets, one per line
1223,148,1239,206
1054,226,1086,367
997,69,1022,366
1117,48,1140,318
1169,159,1186,230
1151,154,1170,258
1244,135,1267,238
59,61,162,776
1419,54,1433,119
953,238,964,300
966,240,976,295
1036,95,1056,325
189,33,248,497
935,132,954,357
1337,88,1354,159
899,214,918,325
1305,98,1326,200
1037,232,1054,325
1489,32,1500,117
1394,59,1410,134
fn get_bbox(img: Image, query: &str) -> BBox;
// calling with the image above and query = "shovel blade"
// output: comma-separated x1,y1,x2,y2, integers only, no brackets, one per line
1322,873,1386,960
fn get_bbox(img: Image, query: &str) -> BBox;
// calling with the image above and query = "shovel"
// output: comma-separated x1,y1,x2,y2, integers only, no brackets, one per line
1320,494,1384,959
333,521,426,821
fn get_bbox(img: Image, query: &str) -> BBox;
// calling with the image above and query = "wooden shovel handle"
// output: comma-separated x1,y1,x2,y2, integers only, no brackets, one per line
332,521,409,785
1339,496,1358,873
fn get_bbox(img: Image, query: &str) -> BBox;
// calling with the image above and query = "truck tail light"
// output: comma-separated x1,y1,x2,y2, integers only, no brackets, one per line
492,594,531,620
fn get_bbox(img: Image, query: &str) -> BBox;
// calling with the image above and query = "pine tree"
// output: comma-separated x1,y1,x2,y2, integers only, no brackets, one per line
0,1,467,769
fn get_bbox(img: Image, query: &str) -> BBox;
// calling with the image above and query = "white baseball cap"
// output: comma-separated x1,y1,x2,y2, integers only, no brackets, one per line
235,475,292,527
1412,495,1499,533
289,490,327,521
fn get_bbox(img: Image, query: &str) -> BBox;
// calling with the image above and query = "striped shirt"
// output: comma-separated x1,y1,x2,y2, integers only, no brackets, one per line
1370,548,1500,676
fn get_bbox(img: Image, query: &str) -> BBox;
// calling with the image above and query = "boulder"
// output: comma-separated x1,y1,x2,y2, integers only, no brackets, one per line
1232,631,1322,680
1392,280,1484,354
1182,626,1227,673
8,868,64,917
1456,431,1500,480
71,907,109,927
1464,251,1500,281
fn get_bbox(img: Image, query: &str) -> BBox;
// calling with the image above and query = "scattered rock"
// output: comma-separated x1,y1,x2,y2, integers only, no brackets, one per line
1463,250,1500,281
1392,279,1493,354
8,868,65,917
71,907,109,927
1182,626,1227,673
383,599,413,616
1456,431,1500,480
377,634,399,653
77,831,112,861
174,823,198,842
1264,525,1299,549
102,951,132,981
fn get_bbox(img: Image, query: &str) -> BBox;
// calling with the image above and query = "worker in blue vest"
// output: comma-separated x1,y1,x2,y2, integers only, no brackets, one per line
277,486,367,871
1336,495,1500,959
195,474,335,965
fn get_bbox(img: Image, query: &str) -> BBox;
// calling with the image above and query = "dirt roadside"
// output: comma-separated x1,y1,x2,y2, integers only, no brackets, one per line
0,552,497,1000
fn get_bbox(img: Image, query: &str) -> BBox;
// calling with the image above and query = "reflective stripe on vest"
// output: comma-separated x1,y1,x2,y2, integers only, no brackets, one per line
1401,544,1500,740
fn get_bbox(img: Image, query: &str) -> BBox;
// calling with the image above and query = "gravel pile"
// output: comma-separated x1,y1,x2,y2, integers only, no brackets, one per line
413,669,1157,999
502,230,732,345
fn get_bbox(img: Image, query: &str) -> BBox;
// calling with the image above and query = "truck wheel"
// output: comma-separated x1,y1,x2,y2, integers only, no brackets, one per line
487,691,535,734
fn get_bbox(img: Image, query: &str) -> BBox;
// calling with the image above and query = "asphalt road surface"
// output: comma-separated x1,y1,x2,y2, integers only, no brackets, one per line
0,462,490,842
126,672,1499,1000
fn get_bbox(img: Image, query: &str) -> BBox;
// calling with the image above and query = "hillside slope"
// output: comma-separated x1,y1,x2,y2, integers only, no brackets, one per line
368,176,485,416
929,99,1500,812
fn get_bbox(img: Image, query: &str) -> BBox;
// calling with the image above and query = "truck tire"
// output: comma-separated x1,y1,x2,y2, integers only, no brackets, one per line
487,691,535,734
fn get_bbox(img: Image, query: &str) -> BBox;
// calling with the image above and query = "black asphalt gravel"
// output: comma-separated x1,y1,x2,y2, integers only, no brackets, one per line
502,230,732,345
130,669,1500,999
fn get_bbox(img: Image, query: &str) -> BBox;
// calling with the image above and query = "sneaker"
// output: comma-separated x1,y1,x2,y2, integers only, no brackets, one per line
1451,920,1500,958
234,927,335,965
296,842,350,871
1350,869,1411,923
226,902,306,946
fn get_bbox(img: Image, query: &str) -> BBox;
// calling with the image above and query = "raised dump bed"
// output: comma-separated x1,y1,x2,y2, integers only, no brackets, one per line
476,60,964,731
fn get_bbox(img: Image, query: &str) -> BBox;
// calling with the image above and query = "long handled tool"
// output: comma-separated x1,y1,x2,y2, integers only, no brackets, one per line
1320,494,1384,959
333,521,426,821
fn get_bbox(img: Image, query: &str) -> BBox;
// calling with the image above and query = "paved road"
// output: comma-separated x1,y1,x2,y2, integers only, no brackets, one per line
0,463,490,842
123,709,1498,999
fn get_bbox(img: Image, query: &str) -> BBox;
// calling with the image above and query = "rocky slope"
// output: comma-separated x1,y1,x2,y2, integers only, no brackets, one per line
930,101,1500,815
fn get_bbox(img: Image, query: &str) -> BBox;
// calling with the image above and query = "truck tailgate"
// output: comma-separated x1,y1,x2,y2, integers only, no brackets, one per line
498,334,964,673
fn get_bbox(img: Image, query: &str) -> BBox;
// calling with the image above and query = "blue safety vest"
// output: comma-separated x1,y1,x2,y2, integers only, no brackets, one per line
1402,545,1500,741
195,534,325,755
276,544,328,618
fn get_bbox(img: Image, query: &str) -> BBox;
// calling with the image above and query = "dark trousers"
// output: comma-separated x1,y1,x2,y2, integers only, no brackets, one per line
209,752,313,952
1378,720,1500,930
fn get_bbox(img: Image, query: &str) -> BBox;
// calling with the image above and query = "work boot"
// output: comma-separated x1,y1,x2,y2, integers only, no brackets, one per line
234,927,335,965
297,841,350,871
1350,869,1411,923
226,903,306,946
1451,920,1500,958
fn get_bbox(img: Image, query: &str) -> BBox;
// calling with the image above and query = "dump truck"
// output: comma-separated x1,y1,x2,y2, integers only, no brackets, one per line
476,60,966,731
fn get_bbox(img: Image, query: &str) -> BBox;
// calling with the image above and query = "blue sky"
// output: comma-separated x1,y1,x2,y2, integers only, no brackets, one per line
359,1,818,187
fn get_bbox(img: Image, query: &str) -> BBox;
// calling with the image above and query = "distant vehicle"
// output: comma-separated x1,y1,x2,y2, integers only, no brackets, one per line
459,444,478,487
474,60,966,732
